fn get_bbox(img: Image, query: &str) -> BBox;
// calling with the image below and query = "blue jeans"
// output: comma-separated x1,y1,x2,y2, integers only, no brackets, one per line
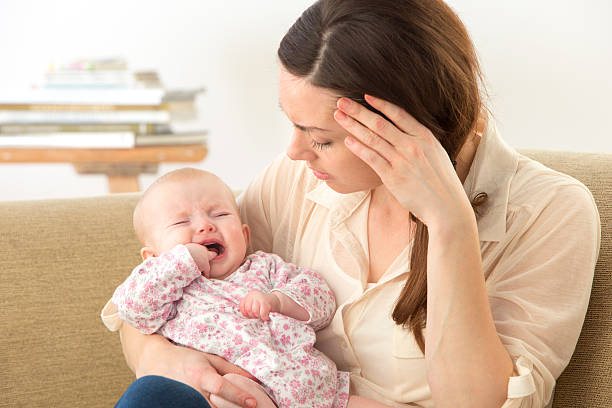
115,375,212,408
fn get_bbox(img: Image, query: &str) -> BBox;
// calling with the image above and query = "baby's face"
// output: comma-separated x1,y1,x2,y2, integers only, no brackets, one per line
143,175,249,279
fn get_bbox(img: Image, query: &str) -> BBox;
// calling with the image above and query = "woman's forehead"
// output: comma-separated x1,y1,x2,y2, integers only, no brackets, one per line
279,75,340,129
279,69,337,108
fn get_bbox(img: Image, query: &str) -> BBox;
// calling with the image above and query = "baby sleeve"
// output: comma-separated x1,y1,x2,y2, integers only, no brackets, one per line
256,252,337,331
111,245,202,334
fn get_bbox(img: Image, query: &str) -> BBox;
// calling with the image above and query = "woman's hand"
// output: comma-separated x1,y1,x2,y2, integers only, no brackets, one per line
334,96,513,406
334,95,473,232
120,323,258,407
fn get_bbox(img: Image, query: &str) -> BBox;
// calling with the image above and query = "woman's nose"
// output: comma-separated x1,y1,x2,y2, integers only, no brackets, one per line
286,131,317,161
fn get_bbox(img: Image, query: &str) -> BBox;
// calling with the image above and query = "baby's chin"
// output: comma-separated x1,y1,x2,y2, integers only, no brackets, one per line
209,267,234,280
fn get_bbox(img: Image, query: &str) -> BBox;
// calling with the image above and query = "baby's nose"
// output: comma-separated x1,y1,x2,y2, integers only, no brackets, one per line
197,222,216,233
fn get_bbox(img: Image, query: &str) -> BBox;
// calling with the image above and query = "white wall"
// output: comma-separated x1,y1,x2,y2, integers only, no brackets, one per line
0,0,610,201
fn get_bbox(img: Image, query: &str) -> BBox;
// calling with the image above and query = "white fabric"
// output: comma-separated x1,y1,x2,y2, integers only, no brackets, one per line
238,118,600,407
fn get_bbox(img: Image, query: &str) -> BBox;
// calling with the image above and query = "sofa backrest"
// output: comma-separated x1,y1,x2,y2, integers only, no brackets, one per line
520,150,611,408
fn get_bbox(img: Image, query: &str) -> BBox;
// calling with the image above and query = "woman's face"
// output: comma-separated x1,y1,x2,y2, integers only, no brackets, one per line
278,67,382,194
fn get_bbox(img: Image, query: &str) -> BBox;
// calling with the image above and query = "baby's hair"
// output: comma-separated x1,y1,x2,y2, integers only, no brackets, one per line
133,168,237,245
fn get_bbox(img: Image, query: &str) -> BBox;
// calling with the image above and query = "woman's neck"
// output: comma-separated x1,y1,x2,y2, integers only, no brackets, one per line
455,116,485,183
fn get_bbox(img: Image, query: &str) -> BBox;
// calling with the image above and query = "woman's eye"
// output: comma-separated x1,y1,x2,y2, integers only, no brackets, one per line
311,139,331,151
215,213,230,217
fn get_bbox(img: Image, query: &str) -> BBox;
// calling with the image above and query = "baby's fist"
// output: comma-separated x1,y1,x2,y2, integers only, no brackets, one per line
239,291,281,321
185,243,216,277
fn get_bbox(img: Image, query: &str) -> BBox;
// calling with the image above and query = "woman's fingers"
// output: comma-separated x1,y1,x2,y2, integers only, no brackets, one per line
334,110,392,176
204,374,257,408
200,358,257,408
364,94,431,139
210,395,243,408
336,98,404,148
207,354,258,381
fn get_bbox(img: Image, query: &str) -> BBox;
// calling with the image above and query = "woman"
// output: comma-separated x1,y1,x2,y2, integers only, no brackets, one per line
113,0,600,407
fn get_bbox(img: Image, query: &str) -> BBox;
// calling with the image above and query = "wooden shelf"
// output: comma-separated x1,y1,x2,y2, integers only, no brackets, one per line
0,144,207,163
0,145,208,193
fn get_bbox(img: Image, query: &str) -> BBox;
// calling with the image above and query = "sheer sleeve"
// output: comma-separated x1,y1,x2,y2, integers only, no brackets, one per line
487,184,600,407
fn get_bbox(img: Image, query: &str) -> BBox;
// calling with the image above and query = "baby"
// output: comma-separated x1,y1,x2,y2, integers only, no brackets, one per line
102,168,350,408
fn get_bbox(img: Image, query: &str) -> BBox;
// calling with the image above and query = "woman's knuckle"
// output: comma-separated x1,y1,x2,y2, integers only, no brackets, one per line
404,143,417,157
375,116,387,132
394,105,406,120
363,149,378,163
208,376,224,394
365,132,378,146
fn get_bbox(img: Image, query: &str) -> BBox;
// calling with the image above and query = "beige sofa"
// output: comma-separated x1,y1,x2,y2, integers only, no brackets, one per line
1,150,610,408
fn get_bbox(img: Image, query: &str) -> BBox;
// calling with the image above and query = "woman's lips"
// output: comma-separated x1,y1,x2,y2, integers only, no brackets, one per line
310,168,330,180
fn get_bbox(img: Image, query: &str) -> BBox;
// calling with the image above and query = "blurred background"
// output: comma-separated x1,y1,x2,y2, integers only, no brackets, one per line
0,0,610,201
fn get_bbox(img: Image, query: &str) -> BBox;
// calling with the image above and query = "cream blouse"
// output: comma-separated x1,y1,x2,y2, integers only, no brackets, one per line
238,119,600,407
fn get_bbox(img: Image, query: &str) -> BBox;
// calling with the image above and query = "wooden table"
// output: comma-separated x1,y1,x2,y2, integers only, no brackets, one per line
0,144,208,193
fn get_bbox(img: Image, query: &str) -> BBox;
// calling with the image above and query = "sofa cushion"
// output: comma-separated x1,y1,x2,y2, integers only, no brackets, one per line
1,193,140,408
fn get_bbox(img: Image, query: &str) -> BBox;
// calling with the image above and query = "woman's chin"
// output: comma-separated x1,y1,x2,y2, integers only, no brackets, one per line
324,179,382,195
324,180,365,195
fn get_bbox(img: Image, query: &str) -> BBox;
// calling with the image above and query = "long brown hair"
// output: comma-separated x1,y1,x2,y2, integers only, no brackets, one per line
278,0,485,353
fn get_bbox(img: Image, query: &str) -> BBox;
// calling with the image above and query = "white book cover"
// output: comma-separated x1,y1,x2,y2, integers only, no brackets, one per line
0,88,164,105
0,132,135,148
136,132,207,146
0,110,170,124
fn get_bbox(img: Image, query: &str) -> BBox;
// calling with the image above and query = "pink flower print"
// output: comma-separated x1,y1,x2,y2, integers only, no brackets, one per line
278,397,292,408
233,334,243,345
222,347,233,361
280,334,291,347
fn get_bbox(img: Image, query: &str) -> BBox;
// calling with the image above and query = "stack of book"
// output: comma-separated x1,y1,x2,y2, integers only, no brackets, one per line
0,58,207,148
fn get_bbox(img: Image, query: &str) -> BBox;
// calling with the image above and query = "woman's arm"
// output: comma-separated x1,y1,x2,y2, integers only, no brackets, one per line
425,218,512,408
335,95,512,407
119,322,259,408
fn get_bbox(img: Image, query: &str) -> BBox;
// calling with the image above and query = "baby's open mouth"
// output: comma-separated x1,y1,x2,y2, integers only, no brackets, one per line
203,242,225,256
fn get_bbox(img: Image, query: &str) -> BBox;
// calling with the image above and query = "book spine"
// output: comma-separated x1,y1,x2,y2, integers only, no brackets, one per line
0,104,165,111
0,89,164,105
0,123,157,134
135,132,207,146
0,110,170,124
0,132,135,148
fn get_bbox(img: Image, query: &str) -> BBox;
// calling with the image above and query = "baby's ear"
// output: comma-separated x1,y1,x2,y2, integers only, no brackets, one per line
140,247,157,261
242,224,251,247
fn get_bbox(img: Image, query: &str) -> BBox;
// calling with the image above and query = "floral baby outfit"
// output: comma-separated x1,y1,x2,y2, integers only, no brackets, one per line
111,245,349,408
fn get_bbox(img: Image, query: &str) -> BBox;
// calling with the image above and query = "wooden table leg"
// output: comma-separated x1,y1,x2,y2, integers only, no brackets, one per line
107,175,140,193
73,162,159,194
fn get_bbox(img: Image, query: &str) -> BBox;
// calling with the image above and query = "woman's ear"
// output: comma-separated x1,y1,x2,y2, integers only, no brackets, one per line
140,246,157,261
242,224,251,247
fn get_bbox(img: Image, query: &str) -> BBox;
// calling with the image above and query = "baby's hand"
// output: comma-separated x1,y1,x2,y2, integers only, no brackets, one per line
184,243,216,277
239,290,281,321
